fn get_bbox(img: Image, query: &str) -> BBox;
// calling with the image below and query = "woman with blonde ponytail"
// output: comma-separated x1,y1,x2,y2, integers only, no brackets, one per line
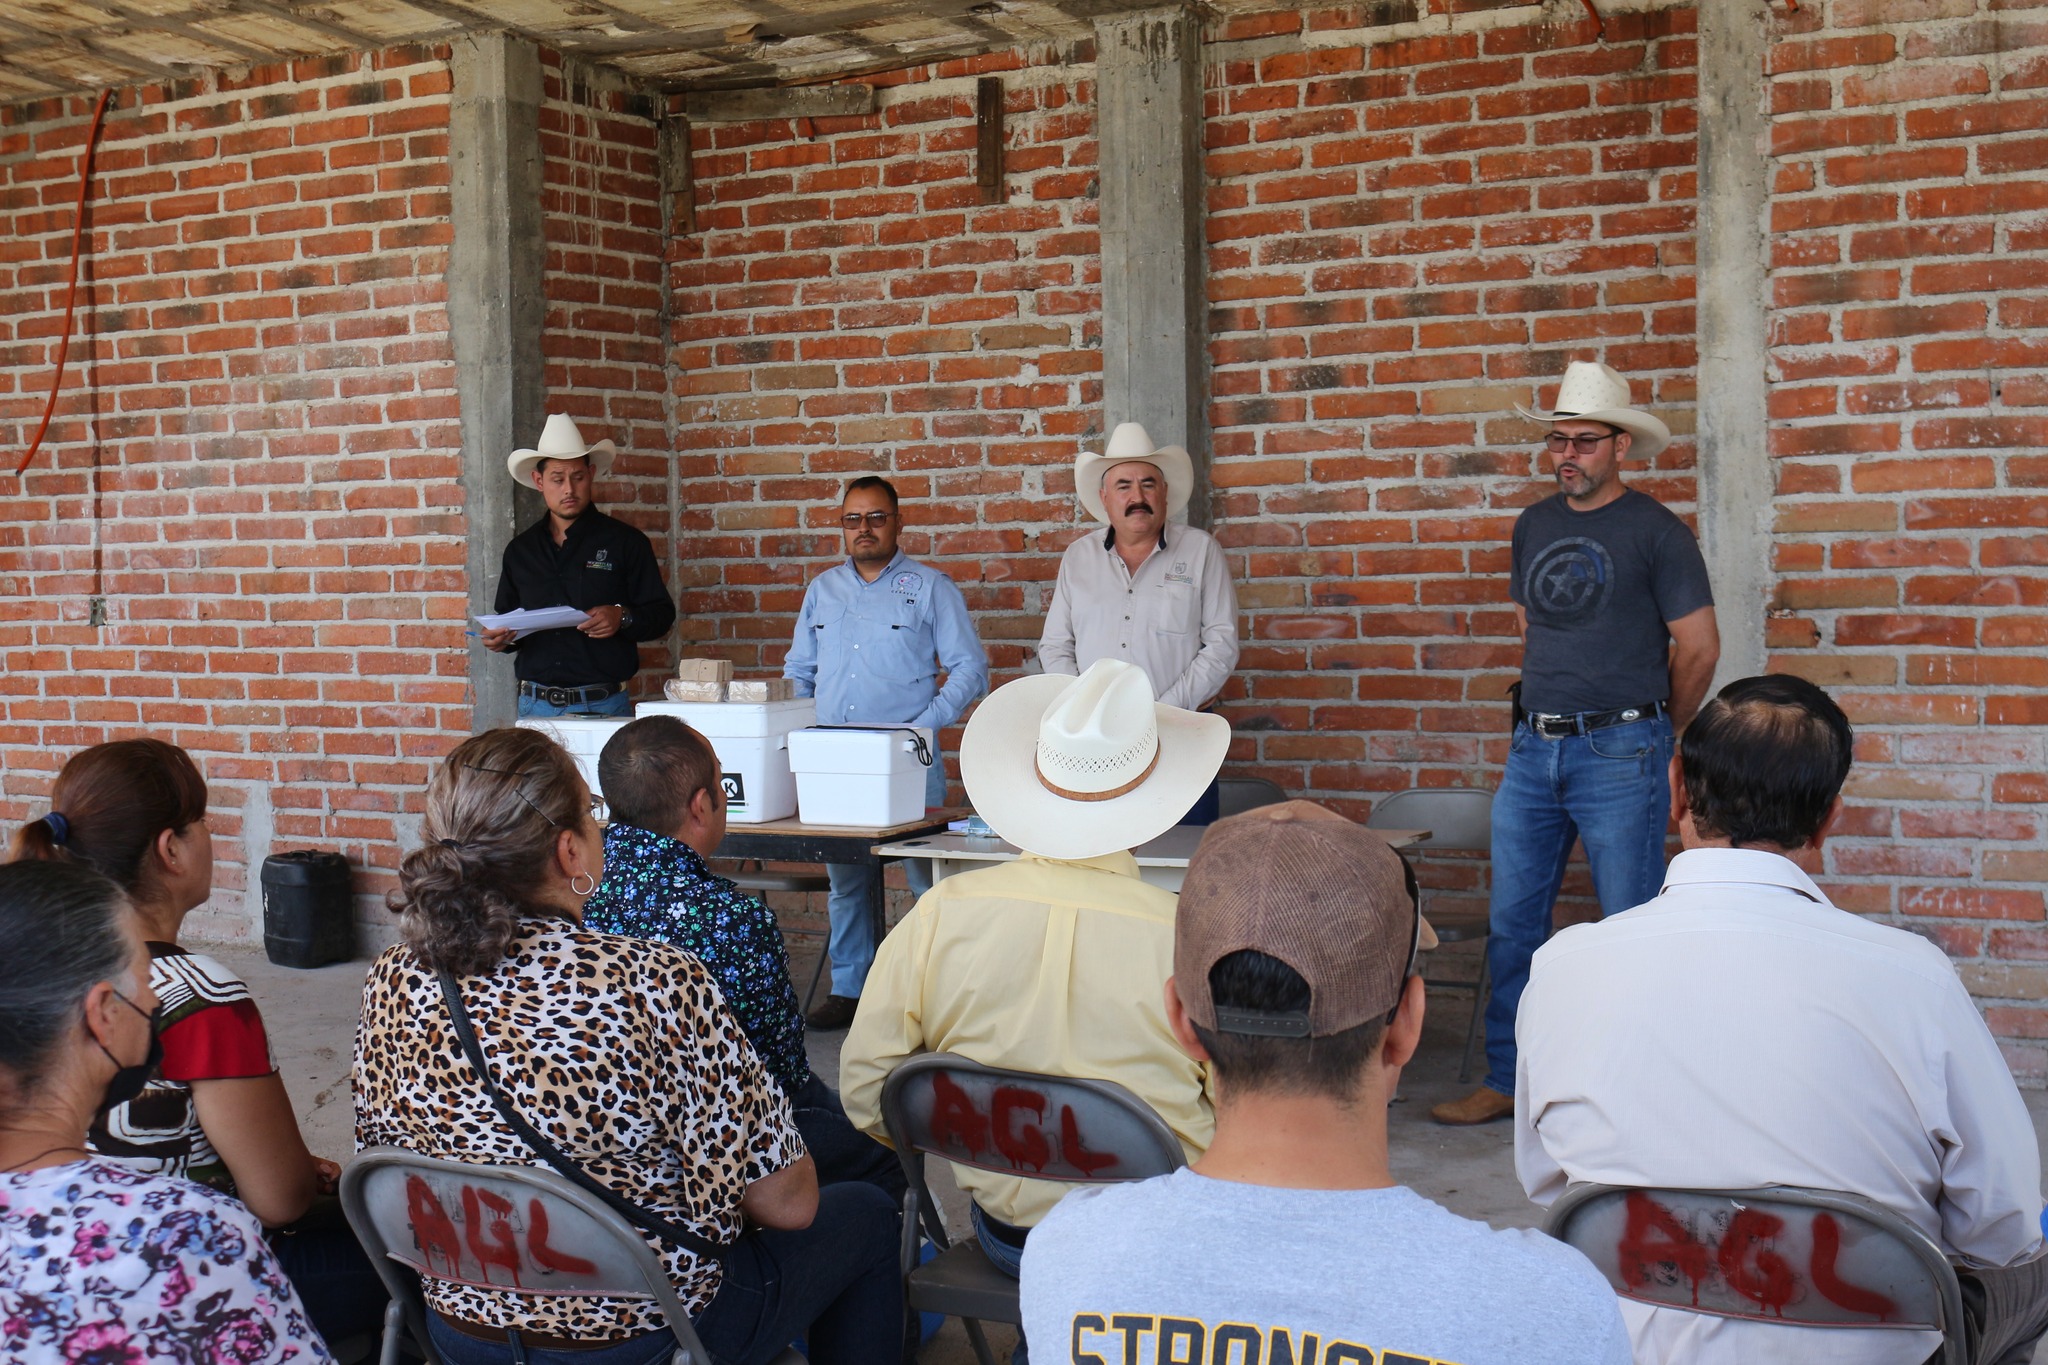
356,727,902,1365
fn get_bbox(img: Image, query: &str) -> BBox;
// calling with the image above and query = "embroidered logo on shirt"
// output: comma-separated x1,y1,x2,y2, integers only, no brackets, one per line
891,570,924,597
1164,560,1193,585
586,548,614,572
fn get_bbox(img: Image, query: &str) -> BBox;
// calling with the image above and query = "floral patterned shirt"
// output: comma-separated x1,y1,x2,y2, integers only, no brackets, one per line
582,822,813,1095
353,919,805,1339
0,1158,329,1365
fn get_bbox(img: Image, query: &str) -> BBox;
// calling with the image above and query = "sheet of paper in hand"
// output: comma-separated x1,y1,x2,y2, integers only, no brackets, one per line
475,606,591,640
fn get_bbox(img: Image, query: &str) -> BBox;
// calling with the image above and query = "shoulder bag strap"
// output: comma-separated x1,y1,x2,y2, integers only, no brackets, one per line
434,968,729,1263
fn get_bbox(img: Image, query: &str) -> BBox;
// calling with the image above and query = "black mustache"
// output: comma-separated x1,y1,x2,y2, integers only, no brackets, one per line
1121,502,1154,514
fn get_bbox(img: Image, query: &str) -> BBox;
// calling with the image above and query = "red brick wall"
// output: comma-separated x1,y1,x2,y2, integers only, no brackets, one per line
0,47,461,941
1762,0,2048,1077
666,39,1100,699
1204,6,1698,928
667,10,1697,911
538,52,676,692
1,3,2043,1072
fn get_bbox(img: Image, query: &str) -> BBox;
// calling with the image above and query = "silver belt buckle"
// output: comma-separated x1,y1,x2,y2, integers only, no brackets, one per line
1617,707,1641,723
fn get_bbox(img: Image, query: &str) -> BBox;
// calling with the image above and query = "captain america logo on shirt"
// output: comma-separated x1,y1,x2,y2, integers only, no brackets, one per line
1524,535,1613,628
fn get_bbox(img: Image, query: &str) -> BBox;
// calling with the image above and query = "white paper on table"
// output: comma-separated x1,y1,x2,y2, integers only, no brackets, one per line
474,606,590,641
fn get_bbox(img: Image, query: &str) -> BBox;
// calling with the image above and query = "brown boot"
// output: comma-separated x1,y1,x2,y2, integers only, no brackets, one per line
805,994,860,1031
1430,1087,1515,1126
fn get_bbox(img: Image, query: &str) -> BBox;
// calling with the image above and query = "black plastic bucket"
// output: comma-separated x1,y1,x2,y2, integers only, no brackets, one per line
260,850,355,969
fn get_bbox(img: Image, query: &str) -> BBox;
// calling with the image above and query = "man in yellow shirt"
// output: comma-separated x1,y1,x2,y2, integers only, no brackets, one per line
841,657,1227,1283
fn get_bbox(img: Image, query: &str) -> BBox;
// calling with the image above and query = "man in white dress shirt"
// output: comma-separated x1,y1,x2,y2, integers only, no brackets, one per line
1038,422,1239,713
1039,423,1238,824
1516,673,2048,1365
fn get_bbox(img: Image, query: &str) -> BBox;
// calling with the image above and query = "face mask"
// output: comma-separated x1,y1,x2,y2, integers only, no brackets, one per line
93,989,165,1117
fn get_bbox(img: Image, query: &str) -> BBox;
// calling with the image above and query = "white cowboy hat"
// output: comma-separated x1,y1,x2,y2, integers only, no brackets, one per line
506,413,617,487
1514,361,1670,461
1074,422,1194,525
961,658,1229,861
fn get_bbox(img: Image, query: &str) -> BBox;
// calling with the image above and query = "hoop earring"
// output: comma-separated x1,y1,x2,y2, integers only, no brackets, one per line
570,872,596,898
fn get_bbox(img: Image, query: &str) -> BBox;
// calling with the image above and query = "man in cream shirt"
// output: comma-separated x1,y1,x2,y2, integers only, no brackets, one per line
841,657,1225,1281
1516,674,2048,1365
1038,423,1238,712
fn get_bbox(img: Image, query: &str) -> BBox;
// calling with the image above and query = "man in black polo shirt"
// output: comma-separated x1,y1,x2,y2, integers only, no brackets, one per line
482,414,676,717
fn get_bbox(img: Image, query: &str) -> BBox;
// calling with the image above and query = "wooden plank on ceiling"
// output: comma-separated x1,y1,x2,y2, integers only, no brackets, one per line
683,82,873,120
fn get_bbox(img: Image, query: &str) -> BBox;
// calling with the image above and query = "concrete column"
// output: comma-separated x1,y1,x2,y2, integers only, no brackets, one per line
1695,4,1771,683
1096,5,1208,522
449,32,546,732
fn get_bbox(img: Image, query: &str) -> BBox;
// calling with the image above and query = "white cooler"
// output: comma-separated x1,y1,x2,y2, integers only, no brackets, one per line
516,717,632,799
786,725,935,828
634,697,815,824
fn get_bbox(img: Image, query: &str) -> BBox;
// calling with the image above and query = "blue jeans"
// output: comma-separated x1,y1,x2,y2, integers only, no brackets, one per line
969,1205,1029,1365
268,1197,387,1349
789,1074,905,1199
1483,713,1673,1096
516,689,633,719
824,759,947,997
424,1182,902,1365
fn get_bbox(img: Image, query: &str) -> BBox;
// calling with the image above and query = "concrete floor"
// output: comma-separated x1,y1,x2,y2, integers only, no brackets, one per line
229,937,2048,1363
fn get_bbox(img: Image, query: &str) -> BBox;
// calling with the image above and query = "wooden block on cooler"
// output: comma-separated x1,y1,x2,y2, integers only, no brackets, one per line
675,657,734,684
664,678,726,703
728,677,794,703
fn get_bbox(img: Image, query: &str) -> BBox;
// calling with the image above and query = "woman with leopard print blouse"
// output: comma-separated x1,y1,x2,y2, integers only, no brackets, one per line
353,727,902,1365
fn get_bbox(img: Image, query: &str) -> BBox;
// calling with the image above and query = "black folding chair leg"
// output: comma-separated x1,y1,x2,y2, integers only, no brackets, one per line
1459,951,1490,1085
961,1317,1000,1365
802,943,829,1013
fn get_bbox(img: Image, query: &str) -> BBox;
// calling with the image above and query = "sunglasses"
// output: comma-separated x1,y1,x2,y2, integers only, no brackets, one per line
1543,429,1621,455
839,511,895,529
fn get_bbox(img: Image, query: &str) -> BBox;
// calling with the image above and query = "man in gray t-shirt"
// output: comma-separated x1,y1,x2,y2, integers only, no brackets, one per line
1431,362,1719,1129
1021,801,1631,1365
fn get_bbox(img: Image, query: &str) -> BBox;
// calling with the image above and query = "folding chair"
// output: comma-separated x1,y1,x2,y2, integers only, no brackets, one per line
1216,776,1287,817
1366,786,1495,1082
1545,1183,1967,1365
879,1053,1187,1365
725,861,834,1011
340,1147,801,1365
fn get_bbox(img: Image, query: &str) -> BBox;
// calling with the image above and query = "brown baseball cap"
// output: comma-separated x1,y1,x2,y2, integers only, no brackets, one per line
1175,800,1436,1037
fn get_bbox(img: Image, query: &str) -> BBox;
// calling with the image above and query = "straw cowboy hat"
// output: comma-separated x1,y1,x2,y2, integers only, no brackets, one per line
1074,422,1194,525
506,413,616,487
961,658,1229,861
1514,361,1670,462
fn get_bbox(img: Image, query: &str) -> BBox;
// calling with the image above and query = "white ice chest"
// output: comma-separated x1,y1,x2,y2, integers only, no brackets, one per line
786,724,935,828
514,717,631,803
634,697,815,824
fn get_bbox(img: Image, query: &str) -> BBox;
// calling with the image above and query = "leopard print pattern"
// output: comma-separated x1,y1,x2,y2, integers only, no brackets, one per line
353,918,804,1339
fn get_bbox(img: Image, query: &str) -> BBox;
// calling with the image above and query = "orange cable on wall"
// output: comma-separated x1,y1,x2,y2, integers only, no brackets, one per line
11,87,111,479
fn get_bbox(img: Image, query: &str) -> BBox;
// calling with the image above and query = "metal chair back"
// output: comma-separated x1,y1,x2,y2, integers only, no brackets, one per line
1545,1183,1966,1365
878,1054,1187,1365
1217,777,1287,817
340,1146,710,1365
1367,785,1496,1080
1365,786,1493,852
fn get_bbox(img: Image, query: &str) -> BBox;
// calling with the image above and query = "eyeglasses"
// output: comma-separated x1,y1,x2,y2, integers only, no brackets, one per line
839,511,895,529
1387,858,1425,1027
1543,430,1620,455
461,763,605,828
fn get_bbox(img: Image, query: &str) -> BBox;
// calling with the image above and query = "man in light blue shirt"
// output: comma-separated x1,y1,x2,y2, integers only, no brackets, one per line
785,475,988,1030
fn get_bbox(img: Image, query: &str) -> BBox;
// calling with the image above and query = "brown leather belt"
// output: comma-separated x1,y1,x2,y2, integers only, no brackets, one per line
440,1316,645,1353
